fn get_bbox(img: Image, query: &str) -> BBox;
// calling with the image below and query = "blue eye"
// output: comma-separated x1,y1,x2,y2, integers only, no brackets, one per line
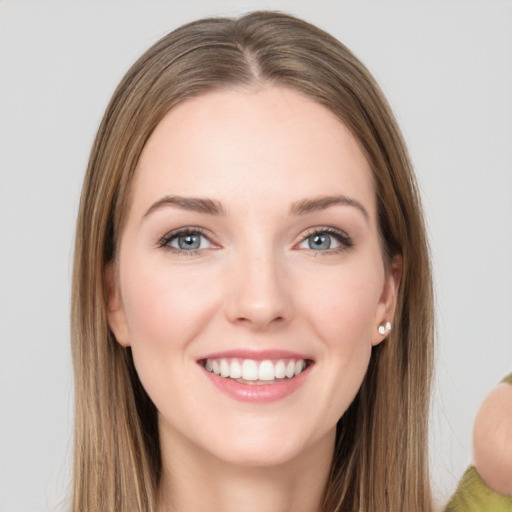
298,229,353,252
308,233,333,250
160,229,213,252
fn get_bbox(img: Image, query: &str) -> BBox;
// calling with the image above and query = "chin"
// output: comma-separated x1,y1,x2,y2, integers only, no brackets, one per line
218,440,300,467
197,419,335,470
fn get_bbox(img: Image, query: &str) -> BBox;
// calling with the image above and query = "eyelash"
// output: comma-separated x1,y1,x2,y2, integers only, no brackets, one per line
157,226,354,256
157,227,213,256
298,227,354,254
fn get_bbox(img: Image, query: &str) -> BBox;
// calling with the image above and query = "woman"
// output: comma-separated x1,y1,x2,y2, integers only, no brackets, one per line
71,11,434,511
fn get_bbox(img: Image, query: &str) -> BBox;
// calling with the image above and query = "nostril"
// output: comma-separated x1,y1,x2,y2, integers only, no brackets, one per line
232,316,287,331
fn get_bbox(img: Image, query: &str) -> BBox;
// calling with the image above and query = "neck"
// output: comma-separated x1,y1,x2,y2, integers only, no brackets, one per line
157,427,335,512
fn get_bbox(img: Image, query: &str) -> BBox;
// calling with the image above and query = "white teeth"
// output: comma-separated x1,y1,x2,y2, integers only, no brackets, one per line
258,360,275,381
275,360,286,379
241,359,259,381
229,360,242,379
219,359,230,378
285,360,295,378
204,357,309,382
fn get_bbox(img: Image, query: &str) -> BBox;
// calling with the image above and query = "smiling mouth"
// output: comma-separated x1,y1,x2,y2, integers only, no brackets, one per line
200,357,313,384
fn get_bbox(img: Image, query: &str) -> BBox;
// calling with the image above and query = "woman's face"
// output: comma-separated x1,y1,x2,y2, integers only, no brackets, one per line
108,86,399,468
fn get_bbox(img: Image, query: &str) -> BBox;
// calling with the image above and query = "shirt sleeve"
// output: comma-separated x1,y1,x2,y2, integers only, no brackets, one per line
501,373,512,386
444,465,512,512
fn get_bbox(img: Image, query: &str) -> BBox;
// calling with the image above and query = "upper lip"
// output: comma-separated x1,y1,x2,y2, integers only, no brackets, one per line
197,349,314,362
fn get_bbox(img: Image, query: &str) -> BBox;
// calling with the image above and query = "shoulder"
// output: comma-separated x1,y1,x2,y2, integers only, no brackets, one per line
445,374,512,511
472,376,512,495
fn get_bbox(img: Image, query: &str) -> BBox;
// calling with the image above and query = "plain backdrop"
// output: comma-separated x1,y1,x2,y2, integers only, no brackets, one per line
1,1,511,510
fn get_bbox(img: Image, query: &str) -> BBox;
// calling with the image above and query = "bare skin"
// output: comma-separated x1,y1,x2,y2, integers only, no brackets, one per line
473,381,512,495
157,424,334,512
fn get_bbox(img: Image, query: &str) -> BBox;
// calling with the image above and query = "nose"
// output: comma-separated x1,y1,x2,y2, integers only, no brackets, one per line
224,250,293,331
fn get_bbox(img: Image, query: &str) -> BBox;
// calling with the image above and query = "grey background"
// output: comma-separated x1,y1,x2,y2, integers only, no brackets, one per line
1,1,511,510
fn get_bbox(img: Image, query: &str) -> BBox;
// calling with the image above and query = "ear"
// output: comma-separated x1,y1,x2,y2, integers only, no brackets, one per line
372,254,402,346
105,263,131,347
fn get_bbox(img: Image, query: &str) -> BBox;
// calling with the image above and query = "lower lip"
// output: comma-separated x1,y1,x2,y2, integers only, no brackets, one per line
201,365,312,403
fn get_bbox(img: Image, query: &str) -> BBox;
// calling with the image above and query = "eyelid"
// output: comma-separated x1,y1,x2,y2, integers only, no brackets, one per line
295,226,354,252
157,226,219,254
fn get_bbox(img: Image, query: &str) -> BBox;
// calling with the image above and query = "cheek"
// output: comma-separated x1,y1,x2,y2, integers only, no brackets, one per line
118,258,223,414
120,257,220,353
296,260,383,413
299,261,383,346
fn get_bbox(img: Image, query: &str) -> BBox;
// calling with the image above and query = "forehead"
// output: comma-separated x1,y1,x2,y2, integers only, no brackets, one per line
129,86,376,219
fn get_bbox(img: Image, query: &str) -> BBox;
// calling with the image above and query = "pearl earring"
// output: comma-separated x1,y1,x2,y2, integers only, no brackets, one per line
378,322,392,335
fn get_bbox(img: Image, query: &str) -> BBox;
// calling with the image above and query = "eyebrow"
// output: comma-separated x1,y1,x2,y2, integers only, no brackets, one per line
143,195,226,219
289,195,369,222
143,194,369,222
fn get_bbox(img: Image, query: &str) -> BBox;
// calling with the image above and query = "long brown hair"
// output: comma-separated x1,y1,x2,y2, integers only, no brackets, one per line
71,11,434,511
